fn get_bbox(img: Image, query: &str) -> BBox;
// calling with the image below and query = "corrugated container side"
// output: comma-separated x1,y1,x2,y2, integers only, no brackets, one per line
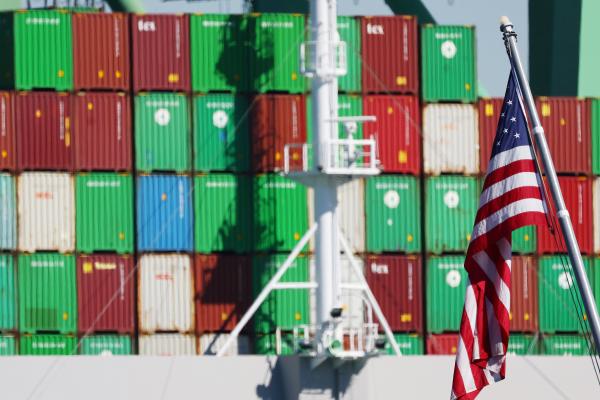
76,173,134,254
595,178,600,253
0,13,15,90
255,332,296,355
510,256,539,332
0,92,16,170
194,254,251,333
16,92,73,171
337,16,361,93
423,104,479,175
138,333,197,355
592,99,600,175
426,333,458,355
19,334,77,356
360,16,418,94
426,255,467,333
136,175,193,252
193,94,250,172
507,334,539,355
190,14,249,92
72,12,130,90
541,334,589,356
139,254,194,333
77,255,134,334
362,95,421,174
0,254,15,331
425,176,478,254
80,335,132,355
384,334,424,355
538,177,593,254
0,335,16,355
477,98,504,174
18,173,75,253
74,92,132,171
134,93,191,172
131,14,190,92
366,254,423,333
18,253,77,334
0,174,16,250
536,97,591,174
199,333,251,356
421,25,477,102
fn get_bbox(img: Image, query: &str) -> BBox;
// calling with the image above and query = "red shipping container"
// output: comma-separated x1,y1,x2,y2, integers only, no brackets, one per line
536,97,591,174
77,254,135,334
426,333,458,355
194,254,251,333
251,94,307,172
478,98,504,174
510,256,538,332
16,92,73,171
74,92,132,171
363,95,420,174
366,254,423,333
131,14,191,92
73,12,130,91
0,92,15,170
361,16,419,94
538,176,593,254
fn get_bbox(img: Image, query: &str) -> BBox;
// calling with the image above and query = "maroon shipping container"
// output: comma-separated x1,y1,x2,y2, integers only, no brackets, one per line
251,94,307,172
77,254,135,334
73,12,130,90
538,176,593,254
74,92,132,171
194,254,251,333
131,14,191,92
510,256,538,332
478,98,503,174
426,333,458,355
0,92,15,171
363,95,420,174
16,92,73,171
366,254,423,332
535,97,591,174
361,16,419,94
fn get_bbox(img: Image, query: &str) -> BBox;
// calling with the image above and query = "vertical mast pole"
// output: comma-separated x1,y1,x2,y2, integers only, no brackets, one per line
500,16,600,353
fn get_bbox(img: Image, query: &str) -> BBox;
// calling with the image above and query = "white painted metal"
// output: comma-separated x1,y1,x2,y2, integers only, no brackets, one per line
138,334,197,356
593,178,600,253
199,334,250,356
138,254,194,333
17,172,74,253
423,104,479,175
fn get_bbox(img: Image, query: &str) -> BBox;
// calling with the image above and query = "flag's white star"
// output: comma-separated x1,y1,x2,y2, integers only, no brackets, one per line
497,141,501,146
503,128,508,133
501,112,505,117
507,100,513,105
514,133,520,139
510,117,517,122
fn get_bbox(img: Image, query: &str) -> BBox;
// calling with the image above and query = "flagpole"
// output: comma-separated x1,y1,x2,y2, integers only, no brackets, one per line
500,16,600,354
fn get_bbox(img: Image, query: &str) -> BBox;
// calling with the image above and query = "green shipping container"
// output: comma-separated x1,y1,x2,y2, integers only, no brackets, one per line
193,94,250,172
255,332,296,355
135,93,191,172
366,175,421,253
75,173,134,254
306,94,363,142
190,14,249,92
426,255,467,333
0,335,16,355
337,16,361,93
542,335,589,356
507,334,539,355
253,254,309,333
421,25,477,103
512,226,537,254
0,254,15,331
18,253,77,334
253,174,308,252
538,256,591,333
592,99,600,175
20,334,77,356
384,334,424,355
194,174,252,253
425,176,478,254
0,10,73,90
80,335,132,355
250,13,306,93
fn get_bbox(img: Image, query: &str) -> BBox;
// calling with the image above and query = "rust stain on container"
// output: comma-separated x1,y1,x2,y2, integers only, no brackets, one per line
194,254,251,333
361,16,419,94
0,92,15,171
426,333,458,355
251,94,307,172
478,98,503,174
74,92,132,171
510,256,538,333
132,14,191,92
16,92,73,171
77,254,134,334
73,13,130,90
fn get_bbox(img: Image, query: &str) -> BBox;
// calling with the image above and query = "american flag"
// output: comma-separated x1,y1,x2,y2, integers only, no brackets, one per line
450,69,549,399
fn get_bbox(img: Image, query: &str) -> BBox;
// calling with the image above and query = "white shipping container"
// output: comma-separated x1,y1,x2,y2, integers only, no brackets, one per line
198,334,250,356
18,172,75,253
594,178,600,253
138,334,197,356
423,104,479,175
139,254,194,333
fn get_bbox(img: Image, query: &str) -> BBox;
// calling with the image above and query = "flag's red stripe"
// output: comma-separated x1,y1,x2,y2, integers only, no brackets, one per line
474,186,543,225
482,159,536,191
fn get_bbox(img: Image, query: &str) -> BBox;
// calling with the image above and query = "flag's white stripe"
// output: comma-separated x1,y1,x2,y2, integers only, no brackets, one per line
456,336,477,393
471,198,546,241
472,251,511,312
486,145,534,173
479,172,540,208
464,282,477,334
485,297,505,356
496,237,512,268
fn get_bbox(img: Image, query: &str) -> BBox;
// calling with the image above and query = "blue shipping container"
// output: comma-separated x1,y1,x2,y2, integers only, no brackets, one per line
0,174,16,250
0,254,15,331
136,175,193,252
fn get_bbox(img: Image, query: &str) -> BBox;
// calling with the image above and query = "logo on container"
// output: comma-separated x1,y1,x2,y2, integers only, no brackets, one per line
558,271,574,290
370,263,389,274
383,190,400,209
154,109,171,126
440,40,457,59
155,273,174,281
444,190,460,208
366,23,384,35
446,270,461,288
212,110,229,129
137,20,156,32
26,17,60,25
